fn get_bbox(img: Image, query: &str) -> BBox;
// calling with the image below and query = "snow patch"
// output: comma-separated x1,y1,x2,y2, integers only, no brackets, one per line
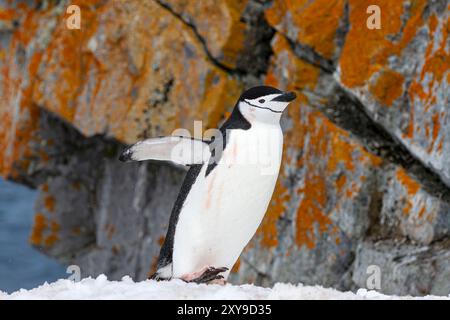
1,275,449,300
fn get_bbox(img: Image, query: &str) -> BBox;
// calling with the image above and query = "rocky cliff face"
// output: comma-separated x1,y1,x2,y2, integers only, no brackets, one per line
1,0,449,296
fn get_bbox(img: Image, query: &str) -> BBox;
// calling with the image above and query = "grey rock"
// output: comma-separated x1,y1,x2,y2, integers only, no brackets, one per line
353,239,450,296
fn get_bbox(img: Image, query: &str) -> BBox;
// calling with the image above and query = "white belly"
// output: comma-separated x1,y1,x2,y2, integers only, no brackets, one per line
172,126,283,279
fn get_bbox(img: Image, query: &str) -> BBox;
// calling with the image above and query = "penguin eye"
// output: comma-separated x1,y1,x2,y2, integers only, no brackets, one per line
258,99,265,104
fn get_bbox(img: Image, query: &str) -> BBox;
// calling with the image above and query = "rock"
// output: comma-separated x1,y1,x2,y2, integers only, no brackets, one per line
31,0,243,143
374,164,450,245
353,239,450,296
158,0,274,75
157,0,248,69
265,0,348,62
338,0,450,186
1,0,449,296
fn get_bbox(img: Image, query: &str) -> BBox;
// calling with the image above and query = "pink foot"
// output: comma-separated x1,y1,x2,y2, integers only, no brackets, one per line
209,278,227,285
180,266,211,282
180,266,228,284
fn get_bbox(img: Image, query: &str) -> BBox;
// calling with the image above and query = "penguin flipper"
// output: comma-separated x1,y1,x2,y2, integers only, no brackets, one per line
119,136,210,166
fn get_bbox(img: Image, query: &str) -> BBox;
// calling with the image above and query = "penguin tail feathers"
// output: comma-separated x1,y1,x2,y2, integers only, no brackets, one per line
149,262,173,281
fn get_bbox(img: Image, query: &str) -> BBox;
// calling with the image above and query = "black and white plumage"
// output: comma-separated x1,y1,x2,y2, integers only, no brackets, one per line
120,86,296,283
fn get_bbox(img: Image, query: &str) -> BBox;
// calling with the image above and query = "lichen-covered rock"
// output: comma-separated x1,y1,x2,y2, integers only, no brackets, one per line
1,0,449,296
265,0,348,62
0,1,57,180
157,0,248,69
338,0,450,185
158,0,275,75
375,165,450,245
31,0,243,143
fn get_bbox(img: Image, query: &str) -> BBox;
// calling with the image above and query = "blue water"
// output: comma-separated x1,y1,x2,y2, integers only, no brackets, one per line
0,178,67,293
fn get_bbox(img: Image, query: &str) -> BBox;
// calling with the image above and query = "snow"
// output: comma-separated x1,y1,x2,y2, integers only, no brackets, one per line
1,275,449,300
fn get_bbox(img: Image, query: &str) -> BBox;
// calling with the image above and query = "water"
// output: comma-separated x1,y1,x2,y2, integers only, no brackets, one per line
0,178,67,294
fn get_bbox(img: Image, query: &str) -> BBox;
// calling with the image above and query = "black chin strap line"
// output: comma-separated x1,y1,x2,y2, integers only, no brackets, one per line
244,101,283,114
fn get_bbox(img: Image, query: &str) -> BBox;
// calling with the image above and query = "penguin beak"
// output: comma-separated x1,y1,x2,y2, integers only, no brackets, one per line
271,91,297,102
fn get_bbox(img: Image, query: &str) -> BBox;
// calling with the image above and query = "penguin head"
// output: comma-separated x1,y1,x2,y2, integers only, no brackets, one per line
237,86,296,124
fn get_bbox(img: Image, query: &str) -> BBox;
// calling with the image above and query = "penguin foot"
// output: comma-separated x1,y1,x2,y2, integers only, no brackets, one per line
208,278,227,285
182,266,228,284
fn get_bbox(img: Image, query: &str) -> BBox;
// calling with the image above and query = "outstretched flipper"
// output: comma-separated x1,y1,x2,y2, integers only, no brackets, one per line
119,136,210,166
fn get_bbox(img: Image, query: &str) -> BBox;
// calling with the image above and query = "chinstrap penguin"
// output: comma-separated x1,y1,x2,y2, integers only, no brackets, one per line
120,86,296,283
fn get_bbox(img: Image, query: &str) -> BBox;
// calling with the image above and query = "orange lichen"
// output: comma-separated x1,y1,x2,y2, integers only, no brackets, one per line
41,183,49,192
160,0,248,69
396,168,420,219
259,181,290,247
149,255,159,277
296,171,332,249
428,15,439,41
369,69,405,106
421,50,450,84
404,12,449,147
38,150,50,163
336,175,347,194
199,70,243,129
293,113,380,249
266,0,346,59
44,235,58,246
421,13,450,84
0,8,16,20
158,236,165,247
231,258,241,273
325,126,357,173
216,0,247,68
396,169,420,195
44,221,59,247
29,213,47,245
0,4,48,178
44,195,55,212
265,34,321,109
428,113,441,152
418,205,426,219
403,199,412,216
408,80,427,101
340,0,427,88
404,82,418,139
30,213,59,247
32,2,102,124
